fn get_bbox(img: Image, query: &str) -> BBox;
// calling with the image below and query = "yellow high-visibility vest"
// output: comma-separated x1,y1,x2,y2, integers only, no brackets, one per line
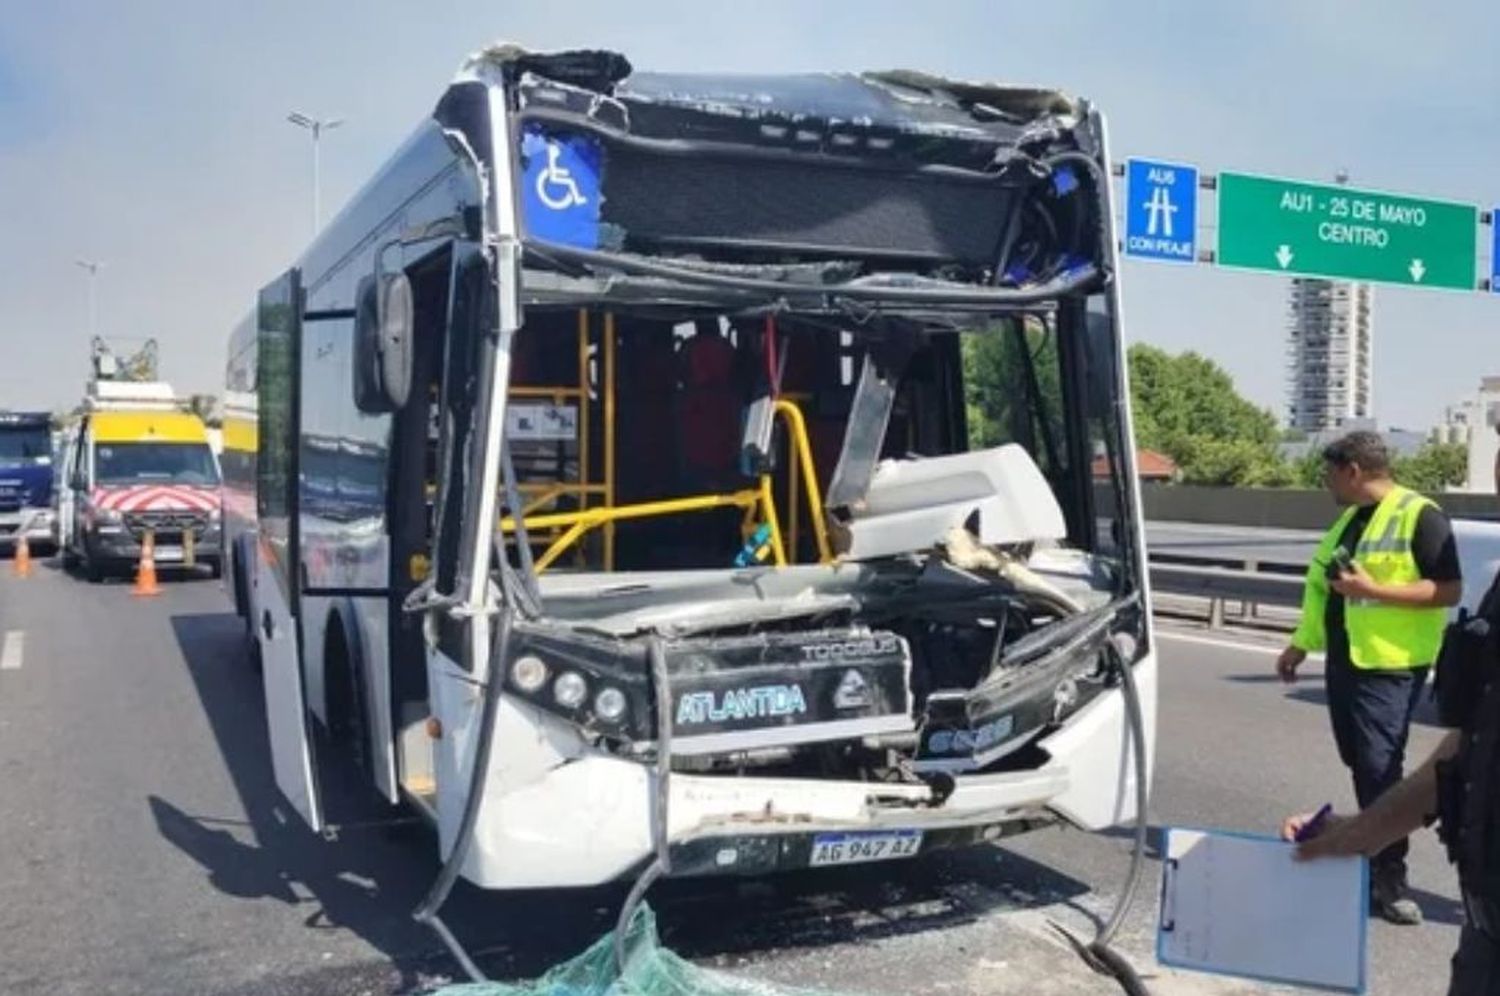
1291,486,1448,669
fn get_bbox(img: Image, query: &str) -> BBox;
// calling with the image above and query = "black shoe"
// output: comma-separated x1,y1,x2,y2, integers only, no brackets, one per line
1371,875,1423,926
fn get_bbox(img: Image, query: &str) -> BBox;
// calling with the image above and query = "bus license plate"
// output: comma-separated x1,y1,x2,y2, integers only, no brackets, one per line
809,830,922,867
155,547,184,563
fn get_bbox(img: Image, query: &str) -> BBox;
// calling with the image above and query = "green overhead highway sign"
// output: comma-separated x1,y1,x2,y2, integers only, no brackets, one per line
1216,172,1477,290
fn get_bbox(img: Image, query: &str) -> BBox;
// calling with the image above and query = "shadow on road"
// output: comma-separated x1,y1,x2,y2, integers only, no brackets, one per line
160,610,1097,990
1408,885,1465,928
148,795,301,903
654,843,1095,960
161,611,448,990
1224,672,1449,728
1094,823,1165,861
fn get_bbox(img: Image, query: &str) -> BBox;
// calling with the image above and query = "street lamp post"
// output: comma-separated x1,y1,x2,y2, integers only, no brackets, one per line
286,112,345,234
74,258,102,339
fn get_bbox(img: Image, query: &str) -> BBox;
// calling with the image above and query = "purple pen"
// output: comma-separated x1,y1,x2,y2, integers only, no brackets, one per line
1294,803,1334,844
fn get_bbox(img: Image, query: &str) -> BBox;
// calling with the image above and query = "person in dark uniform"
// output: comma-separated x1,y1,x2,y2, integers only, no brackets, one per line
1286,443,1500,993
1277,431,1463,924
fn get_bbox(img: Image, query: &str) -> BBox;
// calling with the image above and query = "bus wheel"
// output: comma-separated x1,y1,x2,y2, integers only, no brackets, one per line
324,621,368,777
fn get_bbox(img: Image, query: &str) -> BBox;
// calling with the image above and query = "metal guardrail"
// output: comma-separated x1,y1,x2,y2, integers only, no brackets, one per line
1148,551,1305,576
1148,557,1304,627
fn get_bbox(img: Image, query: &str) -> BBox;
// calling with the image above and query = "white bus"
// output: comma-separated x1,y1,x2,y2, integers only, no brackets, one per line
224,42,1156,957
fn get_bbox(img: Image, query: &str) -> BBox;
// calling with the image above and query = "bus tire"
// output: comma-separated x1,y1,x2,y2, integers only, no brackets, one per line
323,617,368,778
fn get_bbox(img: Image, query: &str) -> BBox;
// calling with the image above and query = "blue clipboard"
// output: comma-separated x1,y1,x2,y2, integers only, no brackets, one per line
1157,826,1369,993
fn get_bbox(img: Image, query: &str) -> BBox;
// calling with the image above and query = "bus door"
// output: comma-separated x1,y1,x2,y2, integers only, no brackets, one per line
254,268,323,832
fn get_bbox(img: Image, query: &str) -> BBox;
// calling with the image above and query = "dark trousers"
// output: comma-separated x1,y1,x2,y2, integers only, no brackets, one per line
1325,656,1430,880
1450,925,1500,995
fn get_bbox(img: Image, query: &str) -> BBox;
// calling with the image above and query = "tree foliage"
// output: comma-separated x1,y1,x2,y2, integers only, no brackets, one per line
963,319,1064,473
1292,448,1326,488
963,337,1464,492
1126,344,1286,486
1394,442,1468,493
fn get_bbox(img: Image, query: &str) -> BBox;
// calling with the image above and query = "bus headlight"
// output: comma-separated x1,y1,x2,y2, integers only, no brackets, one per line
594,687,628,722
553,671,588,709
511,655,549,693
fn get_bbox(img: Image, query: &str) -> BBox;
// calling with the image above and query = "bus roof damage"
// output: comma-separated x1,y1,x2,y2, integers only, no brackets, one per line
462,42,1108,314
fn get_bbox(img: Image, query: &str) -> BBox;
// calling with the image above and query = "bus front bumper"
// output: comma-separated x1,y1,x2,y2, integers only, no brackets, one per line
447,651,1156,890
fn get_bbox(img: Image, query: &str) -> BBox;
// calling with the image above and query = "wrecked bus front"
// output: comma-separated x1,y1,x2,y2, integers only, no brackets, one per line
424,47,1154,890
238,43,1152,902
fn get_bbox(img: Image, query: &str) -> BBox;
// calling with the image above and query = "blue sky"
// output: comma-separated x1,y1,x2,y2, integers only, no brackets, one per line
2,1,1498,431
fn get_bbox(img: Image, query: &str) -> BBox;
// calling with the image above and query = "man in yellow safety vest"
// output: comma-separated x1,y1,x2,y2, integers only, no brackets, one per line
1278,430,1462,925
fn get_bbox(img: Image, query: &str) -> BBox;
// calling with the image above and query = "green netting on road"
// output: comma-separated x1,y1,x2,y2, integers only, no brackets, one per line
431,906,847,996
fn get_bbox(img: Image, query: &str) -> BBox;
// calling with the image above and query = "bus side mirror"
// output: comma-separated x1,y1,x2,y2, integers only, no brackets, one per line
354,273,415,413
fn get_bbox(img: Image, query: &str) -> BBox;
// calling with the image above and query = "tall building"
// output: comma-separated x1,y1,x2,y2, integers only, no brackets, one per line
1286,278,1373,433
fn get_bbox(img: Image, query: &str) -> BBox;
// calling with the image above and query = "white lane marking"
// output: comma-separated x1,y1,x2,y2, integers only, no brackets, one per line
1,630,23,670
1155,628,1308,657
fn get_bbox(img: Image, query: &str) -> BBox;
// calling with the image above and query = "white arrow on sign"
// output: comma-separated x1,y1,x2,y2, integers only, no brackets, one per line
1409,259,1427,283
1275,245,1294,269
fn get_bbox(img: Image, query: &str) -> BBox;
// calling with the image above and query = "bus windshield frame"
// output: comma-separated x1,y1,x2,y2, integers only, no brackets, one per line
488,297,1135,591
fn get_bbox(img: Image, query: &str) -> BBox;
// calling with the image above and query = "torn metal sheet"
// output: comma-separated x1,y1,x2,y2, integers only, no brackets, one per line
839,445,1068,561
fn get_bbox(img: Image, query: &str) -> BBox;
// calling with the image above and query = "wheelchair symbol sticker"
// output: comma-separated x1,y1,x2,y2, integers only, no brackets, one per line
535,142,588,210
520,126,602,248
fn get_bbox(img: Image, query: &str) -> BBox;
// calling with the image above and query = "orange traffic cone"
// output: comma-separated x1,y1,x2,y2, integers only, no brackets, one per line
12,534,32,579
132,530,162,597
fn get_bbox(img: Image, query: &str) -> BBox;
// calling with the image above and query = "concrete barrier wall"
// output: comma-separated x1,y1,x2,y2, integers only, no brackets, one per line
1138,484,1499,530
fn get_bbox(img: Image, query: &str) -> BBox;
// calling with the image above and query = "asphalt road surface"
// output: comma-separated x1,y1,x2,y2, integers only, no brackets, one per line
0,558,1463,995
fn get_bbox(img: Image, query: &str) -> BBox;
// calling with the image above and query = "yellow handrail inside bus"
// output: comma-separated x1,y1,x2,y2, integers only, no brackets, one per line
502,309,597,565
501,483,786,573
604,311,618,569
499,313,832,573
771,398,833,564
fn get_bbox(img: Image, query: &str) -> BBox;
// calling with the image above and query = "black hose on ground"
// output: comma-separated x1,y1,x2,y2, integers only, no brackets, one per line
1050,634,1153,996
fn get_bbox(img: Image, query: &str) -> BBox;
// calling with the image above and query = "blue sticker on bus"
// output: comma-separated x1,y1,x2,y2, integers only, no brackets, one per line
520,126,603,249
